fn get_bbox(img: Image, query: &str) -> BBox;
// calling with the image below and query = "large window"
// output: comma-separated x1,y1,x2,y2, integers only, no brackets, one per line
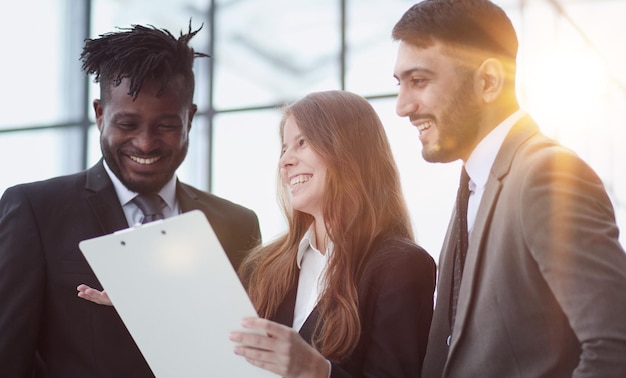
1,0,624,262
0,0,88,190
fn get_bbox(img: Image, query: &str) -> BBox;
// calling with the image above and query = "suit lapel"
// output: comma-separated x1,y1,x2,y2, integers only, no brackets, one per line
84,166,207,234
448,115,540,355
273,283,297,328
175,181,200,213
422,213,458,377
270,279,318,344
85,160,129,234
435,212,458,329
299,307,320,344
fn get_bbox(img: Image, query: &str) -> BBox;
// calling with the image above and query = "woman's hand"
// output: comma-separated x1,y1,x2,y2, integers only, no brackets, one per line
230,317,330,378
76,284,113,306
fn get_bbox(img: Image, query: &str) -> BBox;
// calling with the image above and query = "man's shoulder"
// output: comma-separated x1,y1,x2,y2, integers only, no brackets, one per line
364,236,436,279
512,132,597,181
176,183,262,258
496,120,592,183
3,169,89,198
177,182,257,217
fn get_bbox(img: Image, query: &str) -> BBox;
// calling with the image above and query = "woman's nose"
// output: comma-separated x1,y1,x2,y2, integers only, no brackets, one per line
279,148,296,168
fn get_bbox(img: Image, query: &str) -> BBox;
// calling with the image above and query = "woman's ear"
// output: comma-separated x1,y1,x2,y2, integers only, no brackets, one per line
476,58,505,103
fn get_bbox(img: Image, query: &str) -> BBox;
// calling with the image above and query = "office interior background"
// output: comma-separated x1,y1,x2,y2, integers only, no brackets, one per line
1,0,624,262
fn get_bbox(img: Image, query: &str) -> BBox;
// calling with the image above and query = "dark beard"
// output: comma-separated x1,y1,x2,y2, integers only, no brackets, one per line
422,71,482,163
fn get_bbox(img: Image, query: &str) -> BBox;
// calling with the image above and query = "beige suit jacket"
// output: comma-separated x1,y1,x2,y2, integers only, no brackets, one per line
422,115,626,377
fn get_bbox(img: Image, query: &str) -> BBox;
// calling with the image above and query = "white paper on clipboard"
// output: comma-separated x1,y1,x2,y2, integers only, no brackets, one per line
79,210,276,378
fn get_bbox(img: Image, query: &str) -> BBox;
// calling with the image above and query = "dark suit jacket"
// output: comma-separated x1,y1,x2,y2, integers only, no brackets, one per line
0,160,261,378
422,115,626,377
272,236,436,378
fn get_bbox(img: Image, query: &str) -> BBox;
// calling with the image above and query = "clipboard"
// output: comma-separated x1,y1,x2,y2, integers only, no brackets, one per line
79,210,276,377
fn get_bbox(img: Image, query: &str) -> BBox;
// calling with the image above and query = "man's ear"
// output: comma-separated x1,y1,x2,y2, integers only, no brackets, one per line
93,99,104,132
187,104,198,132
476,58,505,103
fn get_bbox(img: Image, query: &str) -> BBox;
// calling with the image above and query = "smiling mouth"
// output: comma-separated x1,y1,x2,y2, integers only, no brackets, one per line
290,174,312,187
129,155,161,165
414,120,434,134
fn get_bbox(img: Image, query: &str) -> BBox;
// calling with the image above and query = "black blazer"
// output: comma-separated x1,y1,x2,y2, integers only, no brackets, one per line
272,236,436,378
0,160,261,378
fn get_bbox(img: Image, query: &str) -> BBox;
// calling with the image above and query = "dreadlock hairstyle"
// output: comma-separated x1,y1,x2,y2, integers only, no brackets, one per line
239,90,414,361
80,20,209,102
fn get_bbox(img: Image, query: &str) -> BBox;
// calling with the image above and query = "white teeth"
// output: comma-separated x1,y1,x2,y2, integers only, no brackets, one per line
290,175,311,186
417,121,434,133
130,156,161,165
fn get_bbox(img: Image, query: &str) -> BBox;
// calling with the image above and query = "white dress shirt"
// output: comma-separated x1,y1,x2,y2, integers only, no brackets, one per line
293,226,333,332
103,160,180,226
464,108,527,232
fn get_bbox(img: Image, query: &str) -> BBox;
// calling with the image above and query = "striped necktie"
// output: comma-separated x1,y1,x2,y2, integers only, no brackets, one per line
132,193,165,224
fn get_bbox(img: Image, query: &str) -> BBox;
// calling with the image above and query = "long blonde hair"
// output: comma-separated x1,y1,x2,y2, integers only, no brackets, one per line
239,90,413,361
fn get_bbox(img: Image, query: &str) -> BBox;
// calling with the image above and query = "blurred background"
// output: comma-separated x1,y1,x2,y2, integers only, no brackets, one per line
1,0,624,262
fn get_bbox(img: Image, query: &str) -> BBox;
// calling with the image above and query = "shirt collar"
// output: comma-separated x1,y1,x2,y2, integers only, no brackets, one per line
296,225,333,269
465,108,527,190
102,160,178,210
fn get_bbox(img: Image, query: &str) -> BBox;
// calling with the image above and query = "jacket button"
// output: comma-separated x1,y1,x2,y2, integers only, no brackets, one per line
446,335,451,346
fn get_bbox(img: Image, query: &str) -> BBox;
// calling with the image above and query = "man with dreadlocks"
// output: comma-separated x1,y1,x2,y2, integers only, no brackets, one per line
0,23,261,377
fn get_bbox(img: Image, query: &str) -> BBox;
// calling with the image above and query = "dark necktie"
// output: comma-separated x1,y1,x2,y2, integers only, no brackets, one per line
133,193,165,224
450,167,470,332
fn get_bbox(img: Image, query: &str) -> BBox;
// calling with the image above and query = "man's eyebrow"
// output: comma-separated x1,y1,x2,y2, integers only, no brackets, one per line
394,67,435,81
